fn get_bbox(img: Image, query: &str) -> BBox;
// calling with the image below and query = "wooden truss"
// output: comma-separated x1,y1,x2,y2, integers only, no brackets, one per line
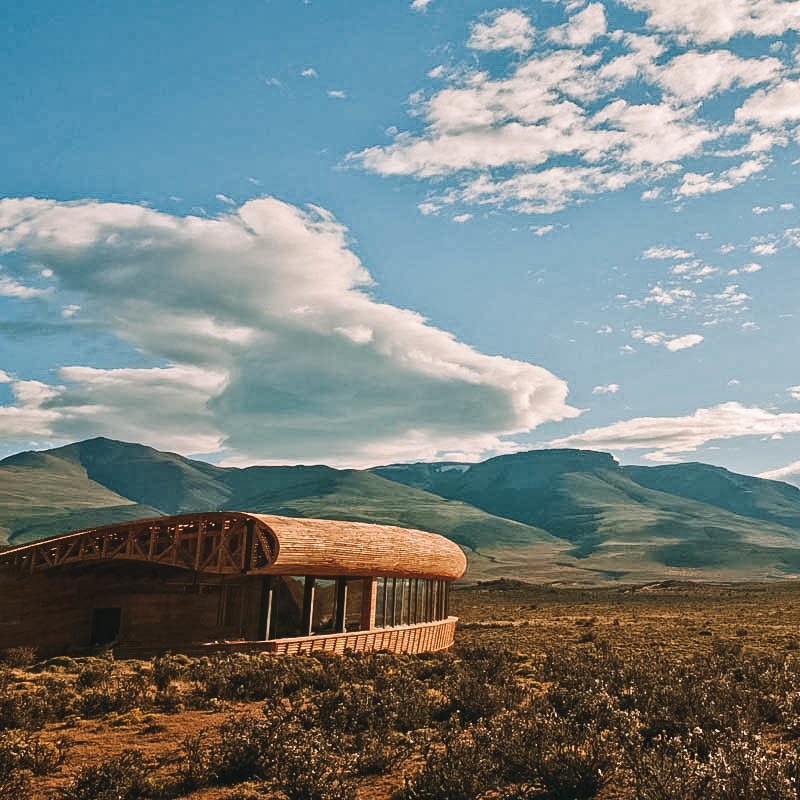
0,513,277,577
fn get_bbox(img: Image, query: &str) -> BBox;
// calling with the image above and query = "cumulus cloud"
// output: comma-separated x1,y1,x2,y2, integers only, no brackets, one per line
619,0,800,43
327,90,348,99
351,4,798,216
549,3,607,46
0,270,45,298
758,460,800,485
550,402,800,461
468,9,535,53
656,50,782,103
410,0,433,11
0,197,578,464
643,246,694,259
735,79,800,127
632,327,704,351
789,385,800,400
675,158,769,197
592,383,619,394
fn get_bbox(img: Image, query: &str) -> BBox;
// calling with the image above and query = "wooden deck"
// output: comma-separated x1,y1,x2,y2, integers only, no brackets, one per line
115,617,458,658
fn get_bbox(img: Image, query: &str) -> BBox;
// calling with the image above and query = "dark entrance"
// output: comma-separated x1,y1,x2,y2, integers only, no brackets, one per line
90,607,121,646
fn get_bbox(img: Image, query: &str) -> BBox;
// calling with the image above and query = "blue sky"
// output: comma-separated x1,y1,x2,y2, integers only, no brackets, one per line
1,0,800,482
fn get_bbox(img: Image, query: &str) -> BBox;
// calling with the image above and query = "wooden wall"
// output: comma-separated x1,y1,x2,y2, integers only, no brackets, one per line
0,562,265,657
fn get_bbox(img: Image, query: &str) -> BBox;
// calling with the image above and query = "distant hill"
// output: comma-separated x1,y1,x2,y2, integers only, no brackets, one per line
622,462,800,531
373,449,800,582
4,438,800,583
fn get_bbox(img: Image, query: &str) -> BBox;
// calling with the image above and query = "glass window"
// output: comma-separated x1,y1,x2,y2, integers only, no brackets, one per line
344,578,365,632
312,578,337,635
401,578,412,625
271,575,306,639
388,578,397,627
374,577,385,628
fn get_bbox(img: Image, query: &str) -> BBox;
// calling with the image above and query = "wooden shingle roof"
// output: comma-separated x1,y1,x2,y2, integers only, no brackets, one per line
0,512,467,581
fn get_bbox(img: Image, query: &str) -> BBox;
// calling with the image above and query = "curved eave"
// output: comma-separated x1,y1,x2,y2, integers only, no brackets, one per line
0,511,467,581
253,514,466,580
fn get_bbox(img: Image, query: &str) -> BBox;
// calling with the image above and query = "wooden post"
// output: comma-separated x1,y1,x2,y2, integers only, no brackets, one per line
360,577,376,631
257,576,273,640
302,577,315,637
242,520,254,572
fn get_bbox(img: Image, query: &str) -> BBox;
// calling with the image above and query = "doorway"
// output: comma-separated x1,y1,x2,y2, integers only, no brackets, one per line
90,607,121,646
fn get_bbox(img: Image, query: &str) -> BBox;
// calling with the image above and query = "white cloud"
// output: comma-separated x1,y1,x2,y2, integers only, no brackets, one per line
0,272,44,299
735,79,800,127
643,285,695,306
758,460,800,485
549,3,607,46
301,68,318,78
752,242,777,255
728,378,740,386
551,402,800,461
753,206,774,214
61,304,80,318
713,284,749,309
643,246,693,260
468,9,535,53
632,327,704,351
596,324,613,334
592,383,619,394
781,202,795,210
532,224,555,236
664,333,704,351
619,0,800,43
0,197,578,464
351,5,799,217
411,0,432,11
327,90,348,99
452,213,472,223
789,385,800,400
696,232,710,240
216,194,235,206
675,157,769,197
657,50,782,103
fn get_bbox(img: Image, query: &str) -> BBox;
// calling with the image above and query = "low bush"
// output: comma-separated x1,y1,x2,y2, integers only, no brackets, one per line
58,749,164,800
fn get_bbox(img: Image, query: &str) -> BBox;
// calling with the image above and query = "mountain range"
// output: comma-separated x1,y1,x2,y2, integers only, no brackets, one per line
3,437,800,584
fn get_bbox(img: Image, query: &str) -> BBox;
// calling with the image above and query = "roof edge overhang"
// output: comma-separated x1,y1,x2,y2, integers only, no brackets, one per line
0,511,467,581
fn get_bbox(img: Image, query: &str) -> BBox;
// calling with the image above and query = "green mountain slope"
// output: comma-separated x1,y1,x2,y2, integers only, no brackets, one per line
623,463,800,531
0,450,162,544
374,450,800,580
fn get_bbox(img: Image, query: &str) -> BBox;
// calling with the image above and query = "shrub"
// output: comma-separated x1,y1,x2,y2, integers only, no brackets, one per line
58,749,163,800
0,730,69,776
2,648,36,669
399,721,499,800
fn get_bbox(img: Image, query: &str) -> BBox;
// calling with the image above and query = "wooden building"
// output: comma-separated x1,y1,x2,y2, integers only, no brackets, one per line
0,513,467,657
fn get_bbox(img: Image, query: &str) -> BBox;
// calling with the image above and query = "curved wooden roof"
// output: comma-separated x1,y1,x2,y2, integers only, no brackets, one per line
0,512,466,581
